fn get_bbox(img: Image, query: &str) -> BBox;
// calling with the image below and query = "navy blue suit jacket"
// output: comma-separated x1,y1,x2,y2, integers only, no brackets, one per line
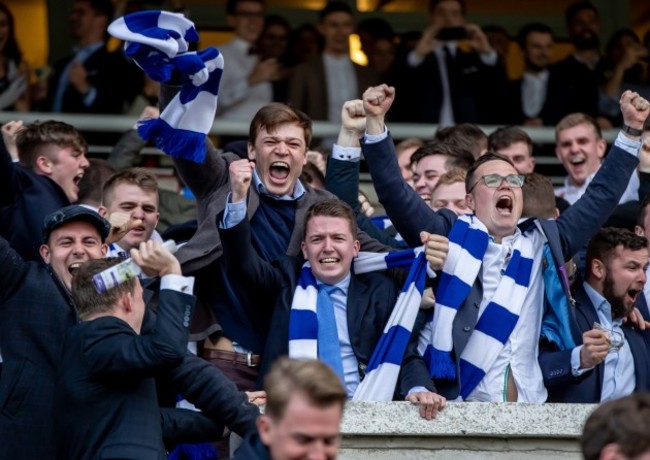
54,289,209,459
219,218,433,397
359,133,639,399
0,236,258,460
0,138,70,262
538,284,650,403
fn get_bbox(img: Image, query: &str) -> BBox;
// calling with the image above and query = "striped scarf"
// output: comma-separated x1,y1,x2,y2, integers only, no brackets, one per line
418,215,534,400
289,248,429,401
108,11,223,163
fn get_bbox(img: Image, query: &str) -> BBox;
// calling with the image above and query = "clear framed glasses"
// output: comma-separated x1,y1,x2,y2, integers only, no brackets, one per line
593,322,625,353
468,174,525,192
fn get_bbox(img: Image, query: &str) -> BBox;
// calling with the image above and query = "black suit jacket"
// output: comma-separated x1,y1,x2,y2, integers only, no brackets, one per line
539,283,650,403
46,45,136,114
0,234,258,460
219,218,433,396
54,288,200,459
391,47,506,124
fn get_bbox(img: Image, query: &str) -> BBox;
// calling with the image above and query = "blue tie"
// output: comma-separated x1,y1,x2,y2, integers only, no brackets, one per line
317,285,345,383
540,243,577,350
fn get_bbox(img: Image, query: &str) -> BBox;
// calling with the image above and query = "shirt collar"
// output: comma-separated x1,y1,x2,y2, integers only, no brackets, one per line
523,69,549,82
318,272,351,295
488,226,522,245
252,169,306,201
74,41,103,58
583,281,614,322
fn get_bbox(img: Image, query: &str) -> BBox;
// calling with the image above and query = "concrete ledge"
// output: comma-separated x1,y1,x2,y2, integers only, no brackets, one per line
339,402,598,460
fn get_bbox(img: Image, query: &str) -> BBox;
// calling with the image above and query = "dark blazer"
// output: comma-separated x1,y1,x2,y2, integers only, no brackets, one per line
219,217,433,396
538,283,650,403
46,45,136,114
0,138,70,262
54,287,199,459
391,47,506,124
358,133,639,399
0,236,259,460
159,85,390,341
287,55,379,121
232,433,271,460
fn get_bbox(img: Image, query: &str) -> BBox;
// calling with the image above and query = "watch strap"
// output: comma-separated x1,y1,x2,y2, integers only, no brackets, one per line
622,124,643,136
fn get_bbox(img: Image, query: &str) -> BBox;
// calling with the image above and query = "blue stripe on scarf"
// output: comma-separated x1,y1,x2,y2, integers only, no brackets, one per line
365,325,412,373
459,359,486,400
385,249,418,271
448,218,489,260
505,249,534,286
435,272,473,308
288,309,318,341
138,119,206,163
297,266,317,288
424,345,457,379
474,302,520,344
123,11,176,41
125,43,175,82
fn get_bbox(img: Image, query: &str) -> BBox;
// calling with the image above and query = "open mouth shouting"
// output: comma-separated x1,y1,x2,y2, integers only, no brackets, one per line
495,195,514,215
68,261,83,275
269,161,290,184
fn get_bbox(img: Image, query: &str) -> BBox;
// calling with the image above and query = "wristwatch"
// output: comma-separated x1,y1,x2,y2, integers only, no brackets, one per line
622,124,643,136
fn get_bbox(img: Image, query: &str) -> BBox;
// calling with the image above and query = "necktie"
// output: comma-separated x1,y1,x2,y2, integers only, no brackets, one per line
444,45,457,94
317,285,345,384
540,243,577,350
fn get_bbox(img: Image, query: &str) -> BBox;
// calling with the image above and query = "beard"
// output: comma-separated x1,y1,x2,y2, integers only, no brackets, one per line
572,32,600,51
602,274,630,319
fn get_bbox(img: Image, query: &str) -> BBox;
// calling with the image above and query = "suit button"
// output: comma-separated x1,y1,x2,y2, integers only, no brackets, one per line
463,326,471,332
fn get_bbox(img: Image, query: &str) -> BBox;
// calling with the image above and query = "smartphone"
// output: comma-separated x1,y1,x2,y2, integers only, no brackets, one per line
436,27,468,41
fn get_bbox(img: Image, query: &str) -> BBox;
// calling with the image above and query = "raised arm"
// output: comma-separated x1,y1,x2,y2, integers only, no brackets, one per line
361,85,455,246
557,91,649,258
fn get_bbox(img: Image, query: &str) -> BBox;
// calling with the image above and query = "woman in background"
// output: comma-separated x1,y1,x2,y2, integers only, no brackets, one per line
0,2,29,111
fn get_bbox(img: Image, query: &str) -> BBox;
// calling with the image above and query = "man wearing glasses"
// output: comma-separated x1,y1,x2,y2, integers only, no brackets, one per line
539,228,650,403
357,84,648,403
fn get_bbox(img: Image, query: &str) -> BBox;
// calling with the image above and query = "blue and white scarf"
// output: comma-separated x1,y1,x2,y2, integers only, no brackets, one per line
418,215,534,400
108,11,224,163
289,248,429,401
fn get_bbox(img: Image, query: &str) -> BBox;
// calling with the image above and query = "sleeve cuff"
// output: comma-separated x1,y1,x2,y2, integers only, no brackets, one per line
615,131,642,157
161,274,195,294
331,145,361,161
221,193,247,228
364,126,389,144
407,386,430,396
407,50,424,68
479,50,498,66
571,345,593,376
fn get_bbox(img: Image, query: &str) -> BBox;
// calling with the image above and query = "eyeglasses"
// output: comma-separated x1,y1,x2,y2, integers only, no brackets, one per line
593,322,624,353
468,174,525,193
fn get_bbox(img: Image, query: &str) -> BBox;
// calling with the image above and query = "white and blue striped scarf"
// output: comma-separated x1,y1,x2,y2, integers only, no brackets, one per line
108,11,223,163
418,215,534,400
289,248,429,401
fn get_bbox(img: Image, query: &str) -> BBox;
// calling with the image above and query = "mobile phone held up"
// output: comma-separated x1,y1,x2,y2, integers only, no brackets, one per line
436,27,468,41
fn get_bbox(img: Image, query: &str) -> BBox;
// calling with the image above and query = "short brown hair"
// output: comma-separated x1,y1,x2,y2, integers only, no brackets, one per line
395,138,424,156
581,393,650,460
488,126,533,155
264,358,347,420
432,167,466,193
464,151,516,193
434,123,487,159
555,112,602,140
16,120,87,168
249,103,312,149
71,258,137,321
303,199,357,240
522,172,556,219
410,141,473,171
102,168,159,207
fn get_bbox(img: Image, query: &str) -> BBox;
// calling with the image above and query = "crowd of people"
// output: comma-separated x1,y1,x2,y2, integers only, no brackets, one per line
2,0,650,459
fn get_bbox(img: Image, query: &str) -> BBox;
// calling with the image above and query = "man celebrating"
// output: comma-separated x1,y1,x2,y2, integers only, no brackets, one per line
0,205,259,459
219,194,447,418
234,358,347,460
539,228,650,403
357,84,648,402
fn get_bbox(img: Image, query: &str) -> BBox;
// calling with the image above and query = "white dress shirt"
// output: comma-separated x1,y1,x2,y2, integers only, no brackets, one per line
323,53,358,124
464,228,548,403
216,37,272,120
521,70,549,119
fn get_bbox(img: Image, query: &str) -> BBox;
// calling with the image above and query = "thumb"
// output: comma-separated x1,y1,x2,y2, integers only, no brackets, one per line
420,231,431,244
